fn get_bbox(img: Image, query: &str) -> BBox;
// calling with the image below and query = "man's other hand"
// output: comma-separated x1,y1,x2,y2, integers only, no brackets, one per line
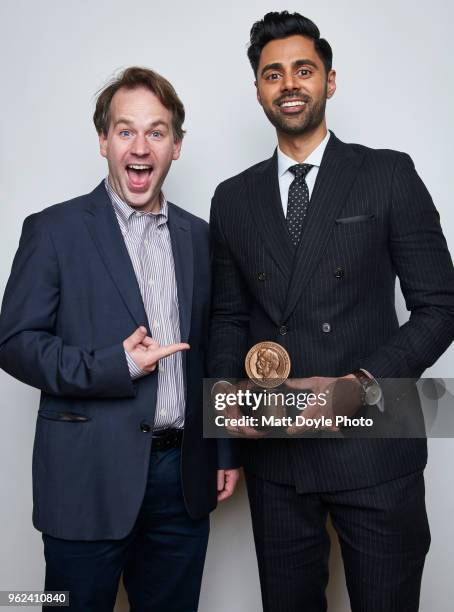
217,468,241,502
285,375,362,435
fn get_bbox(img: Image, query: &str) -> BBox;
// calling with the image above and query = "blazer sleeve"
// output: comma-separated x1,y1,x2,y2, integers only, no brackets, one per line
208,188,253,378
361,153,454,378
207,193,244,467
0,213,136,398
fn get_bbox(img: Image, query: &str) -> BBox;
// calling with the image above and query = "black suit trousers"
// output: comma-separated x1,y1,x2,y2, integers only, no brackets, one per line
246,469,430,612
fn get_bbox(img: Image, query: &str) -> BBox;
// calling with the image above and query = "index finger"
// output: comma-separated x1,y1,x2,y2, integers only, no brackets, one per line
227,425,267,439
285,377,315,390
154,342,190,360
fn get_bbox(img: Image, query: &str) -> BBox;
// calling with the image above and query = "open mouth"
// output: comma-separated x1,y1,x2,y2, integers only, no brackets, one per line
126,164,153,191
278,99,307,114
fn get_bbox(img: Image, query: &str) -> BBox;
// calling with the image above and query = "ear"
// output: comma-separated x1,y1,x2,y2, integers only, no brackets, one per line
98,131,108,158
172,138,182,161
326,69,337,99
255,81,263,107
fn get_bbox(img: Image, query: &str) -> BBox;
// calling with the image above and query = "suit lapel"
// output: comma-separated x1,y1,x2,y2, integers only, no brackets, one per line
247,152,294,279
83,182,149,329
282,133,366,322
167,203,193,342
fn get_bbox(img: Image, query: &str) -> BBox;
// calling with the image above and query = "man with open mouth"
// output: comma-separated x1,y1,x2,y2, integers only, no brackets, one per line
0,66,239,611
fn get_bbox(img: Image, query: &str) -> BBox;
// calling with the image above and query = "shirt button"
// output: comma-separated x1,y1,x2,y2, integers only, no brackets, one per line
334,267,344,278
148,279,155,287
140,421,151,433
279,325,288,335
144,239,149,246
258,272,267,281
160,409,166,416
322,322,331,333
154,320,160,328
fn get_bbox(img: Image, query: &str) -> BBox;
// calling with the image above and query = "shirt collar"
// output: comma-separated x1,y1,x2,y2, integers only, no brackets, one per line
104,178,168,226
277,130,331,178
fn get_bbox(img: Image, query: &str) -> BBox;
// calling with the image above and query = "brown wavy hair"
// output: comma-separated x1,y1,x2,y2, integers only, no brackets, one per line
93,66,185,140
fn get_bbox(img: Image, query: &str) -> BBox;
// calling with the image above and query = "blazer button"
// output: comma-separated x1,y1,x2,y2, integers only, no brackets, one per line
322,322,331,333
279,324,288,335
334,267,344,278
258,272,267,281
140,421,151,433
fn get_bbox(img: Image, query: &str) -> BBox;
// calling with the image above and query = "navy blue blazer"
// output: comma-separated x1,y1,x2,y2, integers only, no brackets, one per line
0,181,232,540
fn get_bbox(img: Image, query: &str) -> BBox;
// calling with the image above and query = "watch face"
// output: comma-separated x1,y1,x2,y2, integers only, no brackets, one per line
365,383,382,406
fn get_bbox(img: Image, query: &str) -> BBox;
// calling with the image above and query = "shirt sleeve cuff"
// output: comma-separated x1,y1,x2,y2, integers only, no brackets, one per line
125,350,147,380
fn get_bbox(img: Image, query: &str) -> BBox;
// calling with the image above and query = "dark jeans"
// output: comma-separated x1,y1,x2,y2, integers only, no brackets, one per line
43,447,209,611
246,470,430,612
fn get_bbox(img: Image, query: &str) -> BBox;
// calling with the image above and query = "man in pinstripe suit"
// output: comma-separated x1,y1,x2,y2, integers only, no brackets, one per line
209,11,454,612
0,67,239,611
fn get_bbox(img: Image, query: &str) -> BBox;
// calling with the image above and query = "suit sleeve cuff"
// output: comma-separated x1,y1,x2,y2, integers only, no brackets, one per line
217,439,242,469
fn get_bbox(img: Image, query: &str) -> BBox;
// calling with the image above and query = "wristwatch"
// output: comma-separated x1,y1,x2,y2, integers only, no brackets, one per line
352,370,383,411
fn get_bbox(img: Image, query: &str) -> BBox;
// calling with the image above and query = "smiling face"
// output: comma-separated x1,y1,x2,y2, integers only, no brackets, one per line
99,86,181,213
256,35,336,138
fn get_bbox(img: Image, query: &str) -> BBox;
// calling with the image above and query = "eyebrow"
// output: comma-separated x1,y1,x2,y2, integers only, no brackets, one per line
260,58,318,77
113,118,169,129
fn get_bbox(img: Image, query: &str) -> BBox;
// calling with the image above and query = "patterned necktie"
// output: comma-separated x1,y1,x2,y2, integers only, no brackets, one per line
286,163,314,247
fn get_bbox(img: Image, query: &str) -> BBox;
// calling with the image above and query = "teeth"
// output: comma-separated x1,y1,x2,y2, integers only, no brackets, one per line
281,101,306,108
127,164,151,170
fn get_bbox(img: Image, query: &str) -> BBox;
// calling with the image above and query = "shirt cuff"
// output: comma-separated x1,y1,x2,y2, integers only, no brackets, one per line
125,350,147,380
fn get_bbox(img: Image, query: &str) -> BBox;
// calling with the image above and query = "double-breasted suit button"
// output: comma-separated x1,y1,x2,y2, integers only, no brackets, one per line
334,267,344,278
140,421,151,433
279,324,288,335
322,322,331,333
258,272,267,281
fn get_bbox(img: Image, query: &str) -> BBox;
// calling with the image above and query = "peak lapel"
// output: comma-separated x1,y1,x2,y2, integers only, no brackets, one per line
83,182,149,329
167,204,193,342
282,133,366,322
247,151,294,279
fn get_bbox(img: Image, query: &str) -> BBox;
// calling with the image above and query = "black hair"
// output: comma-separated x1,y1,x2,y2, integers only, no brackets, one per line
247,11,333,76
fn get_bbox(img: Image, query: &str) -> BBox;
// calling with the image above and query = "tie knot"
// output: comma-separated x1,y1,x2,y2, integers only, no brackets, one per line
289,163,313,179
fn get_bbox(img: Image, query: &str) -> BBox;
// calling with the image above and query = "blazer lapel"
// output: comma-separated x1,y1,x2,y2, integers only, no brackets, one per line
167,203,193,342
282,133,366,322
83,182,149,329
247,151,294,280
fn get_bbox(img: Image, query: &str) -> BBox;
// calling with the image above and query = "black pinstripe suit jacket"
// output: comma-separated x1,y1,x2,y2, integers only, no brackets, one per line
208,131,454,492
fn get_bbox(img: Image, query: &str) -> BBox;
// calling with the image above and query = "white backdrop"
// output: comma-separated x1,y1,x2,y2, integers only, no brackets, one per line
0,1,453,610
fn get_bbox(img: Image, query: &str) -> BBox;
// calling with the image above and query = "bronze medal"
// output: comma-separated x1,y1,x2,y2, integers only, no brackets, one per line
245,341,291,388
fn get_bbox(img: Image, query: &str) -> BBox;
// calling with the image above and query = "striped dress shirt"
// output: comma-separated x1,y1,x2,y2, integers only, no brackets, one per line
105,179,185,430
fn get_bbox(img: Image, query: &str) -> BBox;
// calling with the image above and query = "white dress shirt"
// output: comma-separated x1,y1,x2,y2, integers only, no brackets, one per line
277,130,331,216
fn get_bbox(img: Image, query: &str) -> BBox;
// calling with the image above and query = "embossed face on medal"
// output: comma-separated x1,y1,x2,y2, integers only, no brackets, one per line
245,341,291,388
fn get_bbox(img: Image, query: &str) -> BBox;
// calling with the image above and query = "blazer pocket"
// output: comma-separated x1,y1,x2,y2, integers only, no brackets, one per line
335,214,376,225
38,411,91,423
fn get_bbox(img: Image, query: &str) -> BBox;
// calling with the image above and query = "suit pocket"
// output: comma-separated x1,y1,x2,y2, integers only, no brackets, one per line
335,214,376,225
38,411,91,423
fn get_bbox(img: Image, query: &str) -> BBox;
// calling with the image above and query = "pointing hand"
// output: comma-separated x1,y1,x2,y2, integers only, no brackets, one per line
123,327,189,373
